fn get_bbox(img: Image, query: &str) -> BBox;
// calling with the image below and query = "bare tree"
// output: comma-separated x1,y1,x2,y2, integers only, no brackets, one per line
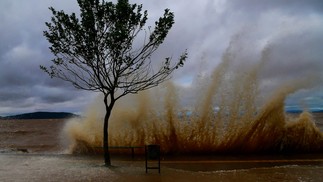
41,0,187,166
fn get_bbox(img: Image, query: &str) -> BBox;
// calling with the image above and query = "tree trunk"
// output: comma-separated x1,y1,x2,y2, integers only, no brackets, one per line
103,109,111,166
103,95,115,167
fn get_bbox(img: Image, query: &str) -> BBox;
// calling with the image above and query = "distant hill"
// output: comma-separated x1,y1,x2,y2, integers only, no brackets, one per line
1,112,78,120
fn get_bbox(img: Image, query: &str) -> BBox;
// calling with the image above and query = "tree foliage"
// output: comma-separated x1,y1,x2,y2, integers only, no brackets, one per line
42,0,187,99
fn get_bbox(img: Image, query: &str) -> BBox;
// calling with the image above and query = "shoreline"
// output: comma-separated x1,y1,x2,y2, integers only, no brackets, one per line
1,152,323,170
1,153,323,181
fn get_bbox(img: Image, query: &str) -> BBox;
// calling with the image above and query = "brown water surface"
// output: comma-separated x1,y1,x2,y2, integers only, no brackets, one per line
1,118,323,181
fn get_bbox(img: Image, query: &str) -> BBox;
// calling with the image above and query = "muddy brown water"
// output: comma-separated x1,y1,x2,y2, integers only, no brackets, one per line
1,117,323,181
0,119,66,153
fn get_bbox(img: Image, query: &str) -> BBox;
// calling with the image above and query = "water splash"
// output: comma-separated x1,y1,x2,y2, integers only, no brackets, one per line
64,43,323,155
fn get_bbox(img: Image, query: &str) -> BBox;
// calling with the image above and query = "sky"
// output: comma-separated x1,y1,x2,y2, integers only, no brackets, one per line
0,0,323,116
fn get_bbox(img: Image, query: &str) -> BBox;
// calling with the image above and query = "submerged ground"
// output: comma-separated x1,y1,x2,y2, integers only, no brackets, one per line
0,154,323,182
1,117,323,181
1,153,323,182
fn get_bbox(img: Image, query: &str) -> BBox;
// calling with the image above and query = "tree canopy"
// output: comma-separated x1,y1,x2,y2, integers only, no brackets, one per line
42,0,187,101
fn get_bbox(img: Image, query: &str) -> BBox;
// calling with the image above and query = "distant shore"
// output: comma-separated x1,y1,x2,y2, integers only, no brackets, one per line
0,111,78,120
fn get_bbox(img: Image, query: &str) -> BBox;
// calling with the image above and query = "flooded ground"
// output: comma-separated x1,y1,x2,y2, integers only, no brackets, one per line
1,114,323,181
1,154,323,182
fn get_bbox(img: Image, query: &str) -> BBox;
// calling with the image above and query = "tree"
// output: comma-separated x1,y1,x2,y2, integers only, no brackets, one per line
41,0,187,166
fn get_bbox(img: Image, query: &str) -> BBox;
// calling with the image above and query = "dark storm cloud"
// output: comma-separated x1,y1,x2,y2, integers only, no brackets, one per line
228,0,323,13
0,0,323,115
0,0,92,115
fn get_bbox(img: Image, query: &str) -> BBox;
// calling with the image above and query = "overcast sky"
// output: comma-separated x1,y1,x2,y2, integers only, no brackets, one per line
0,0,323,116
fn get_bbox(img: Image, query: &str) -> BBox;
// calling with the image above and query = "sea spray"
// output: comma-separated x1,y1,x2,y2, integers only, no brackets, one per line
63,43,323,155
63,97,104,154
